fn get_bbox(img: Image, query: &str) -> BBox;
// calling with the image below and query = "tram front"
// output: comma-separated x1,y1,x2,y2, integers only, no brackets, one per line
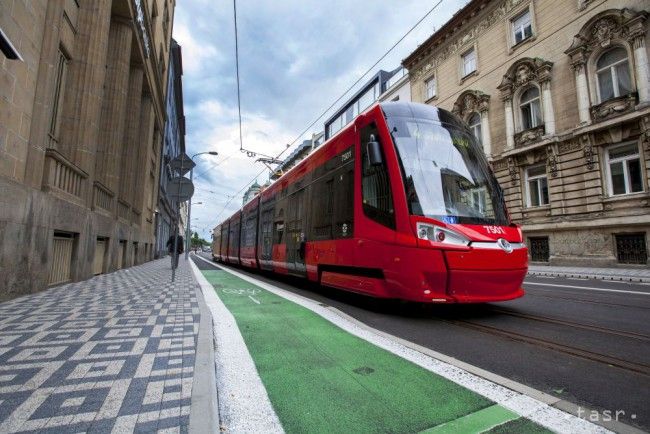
381,102,527,303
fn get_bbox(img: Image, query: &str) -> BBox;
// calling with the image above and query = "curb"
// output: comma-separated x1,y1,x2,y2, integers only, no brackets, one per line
527,271,650,283
187,258,220,434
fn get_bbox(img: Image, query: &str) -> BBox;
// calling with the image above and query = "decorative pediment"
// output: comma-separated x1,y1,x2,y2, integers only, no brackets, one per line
564,9,648,63
451,90,490,118
497,58,553,100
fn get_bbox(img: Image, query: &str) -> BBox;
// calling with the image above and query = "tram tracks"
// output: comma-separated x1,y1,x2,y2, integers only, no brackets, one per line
525,288,650,310
485,306,650,341
443,317,650,377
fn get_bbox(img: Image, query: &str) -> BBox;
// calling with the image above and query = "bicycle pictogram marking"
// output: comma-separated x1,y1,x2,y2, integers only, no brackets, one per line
222,288,261,296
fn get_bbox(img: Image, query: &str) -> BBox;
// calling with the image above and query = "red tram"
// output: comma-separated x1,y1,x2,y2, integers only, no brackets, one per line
211,102,527,303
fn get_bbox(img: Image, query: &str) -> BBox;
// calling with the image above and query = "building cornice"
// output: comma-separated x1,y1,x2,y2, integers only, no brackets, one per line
404,0,530,81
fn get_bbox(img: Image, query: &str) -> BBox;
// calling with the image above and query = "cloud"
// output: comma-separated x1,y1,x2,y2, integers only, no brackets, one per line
173,0,469,238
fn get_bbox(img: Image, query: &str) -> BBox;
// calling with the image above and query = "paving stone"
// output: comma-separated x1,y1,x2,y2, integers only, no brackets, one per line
0,258,200,433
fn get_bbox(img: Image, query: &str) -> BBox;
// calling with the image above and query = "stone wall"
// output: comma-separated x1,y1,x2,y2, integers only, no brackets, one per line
0,0,176,300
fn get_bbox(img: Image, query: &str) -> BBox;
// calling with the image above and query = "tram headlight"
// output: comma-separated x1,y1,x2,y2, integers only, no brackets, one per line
416,222,470,246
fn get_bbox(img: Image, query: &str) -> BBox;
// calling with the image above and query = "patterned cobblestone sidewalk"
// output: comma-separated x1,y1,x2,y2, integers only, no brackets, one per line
0,258,201,433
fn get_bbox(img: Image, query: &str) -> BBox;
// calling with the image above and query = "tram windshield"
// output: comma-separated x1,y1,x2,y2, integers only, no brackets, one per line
383,103,509,226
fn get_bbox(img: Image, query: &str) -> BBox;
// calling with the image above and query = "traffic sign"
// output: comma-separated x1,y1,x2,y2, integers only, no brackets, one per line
169,153,196,176
168,176,194,202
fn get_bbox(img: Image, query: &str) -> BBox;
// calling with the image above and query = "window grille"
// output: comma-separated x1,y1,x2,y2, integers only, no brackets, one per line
615,233,647,265
528,237,549,262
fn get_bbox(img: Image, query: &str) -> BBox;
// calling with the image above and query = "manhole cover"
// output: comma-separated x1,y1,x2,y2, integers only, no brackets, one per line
353,366,375,375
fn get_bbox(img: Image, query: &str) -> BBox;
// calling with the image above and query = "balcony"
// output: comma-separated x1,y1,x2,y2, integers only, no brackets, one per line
590,93,637,123
514,124,545,148
42,149,87,203
92,181,114,213
118,200,131,222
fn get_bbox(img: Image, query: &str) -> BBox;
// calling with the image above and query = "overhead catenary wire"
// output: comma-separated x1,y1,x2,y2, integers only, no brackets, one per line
277,0,444,159
232,0,280,161
233,0,245,156
211,0,447,227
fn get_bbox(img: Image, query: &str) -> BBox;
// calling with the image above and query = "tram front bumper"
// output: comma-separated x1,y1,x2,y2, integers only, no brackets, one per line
443,247,528,303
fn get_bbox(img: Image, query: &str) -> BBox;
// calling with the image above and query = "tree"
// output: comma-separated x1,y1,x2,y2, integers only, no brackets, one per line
191,231,209,248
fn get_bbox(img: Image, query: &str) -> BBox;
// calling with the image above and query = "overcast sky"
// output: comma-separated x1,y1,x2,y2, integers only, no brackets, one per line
172,0,469,239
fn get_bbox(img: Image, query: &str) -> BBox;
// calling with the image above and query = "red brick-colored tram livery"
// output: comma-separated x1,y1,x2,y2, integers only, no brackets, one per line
212,102,527,303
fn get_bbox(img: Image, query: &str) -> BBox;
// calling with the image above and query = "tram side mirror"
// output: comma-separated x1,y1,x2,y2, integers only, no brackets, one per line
366,135,383,166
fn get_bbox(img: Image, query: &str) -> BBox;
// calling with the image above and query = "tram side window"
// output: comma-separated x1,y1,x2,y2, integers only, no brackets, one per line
243,215,256,247
275,222,284,244
260,209,274,257
310,177,333,240
361,124,395,229
275,206,285,244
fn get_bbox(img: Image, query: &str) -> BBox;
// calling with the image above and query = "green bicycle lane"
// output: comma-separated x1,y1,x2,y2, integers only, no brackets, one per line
202,268,552,434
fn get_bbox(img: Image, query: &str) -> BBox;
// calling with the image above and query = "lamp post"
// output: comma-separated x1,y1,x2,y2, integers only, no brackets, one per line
186,151,218,258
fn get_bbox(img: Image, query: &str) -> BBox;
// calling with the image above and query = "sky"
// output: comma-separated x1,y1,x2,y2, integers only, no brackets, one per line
172,0,469,240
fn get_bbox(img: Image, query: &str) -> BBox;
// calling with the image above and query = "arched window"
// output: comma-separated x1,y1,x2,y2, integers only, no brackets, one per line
519,86,542,130
596,47,631,102
468,113,482,145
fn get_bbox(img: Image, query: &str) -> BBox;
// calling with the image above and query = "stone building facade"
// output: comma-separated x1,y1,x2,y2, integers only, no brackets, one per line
403,0,649,266
0,0,176,300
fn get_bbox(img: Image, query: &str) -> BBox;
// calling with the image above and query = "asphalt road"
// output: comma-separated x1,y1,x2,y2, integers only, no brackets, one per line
194,253,650,432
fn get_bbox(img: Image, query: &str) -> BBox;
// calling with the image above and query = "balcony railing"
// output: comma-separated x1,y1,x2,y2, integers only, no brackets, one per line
93,181,114,213
43,149,87,200
118,200,130,221
590,93,637,123
514,124,545,148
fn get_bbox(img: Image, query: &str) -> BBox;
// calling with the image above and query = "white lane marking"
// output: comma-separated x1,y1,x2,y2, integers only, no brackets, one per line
194,256,611,434
248,296,260,305
188,259,283,434
533,276,557,279
525,281,650,296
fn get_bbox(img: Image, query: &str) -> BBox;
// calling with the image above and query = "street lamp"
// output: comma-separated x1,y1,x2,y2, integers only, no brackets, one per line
186,151,218,258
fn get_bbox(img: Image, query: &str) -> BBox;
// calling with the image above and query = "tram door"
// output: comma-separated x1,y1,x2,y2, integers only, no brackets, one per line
287,188,307,276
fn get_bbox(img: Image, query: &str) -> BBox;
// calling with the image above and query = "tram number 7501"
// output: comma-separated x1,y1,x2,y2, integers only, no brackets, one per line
483,225,506,235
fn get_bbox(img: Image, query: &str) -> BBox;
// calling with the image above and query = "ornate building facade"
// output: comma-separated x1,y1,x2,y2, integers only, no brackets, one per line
404,0,649,266
0,0,176,300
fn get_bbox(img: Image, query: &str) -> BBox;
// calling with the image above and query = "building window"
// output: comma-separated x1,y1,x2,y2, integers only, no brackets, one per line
596,47,632,103
606,143,643,196
468,112,482,145
519,86,542,130
615,233,647,265
512,10,533,45
526,164,549,207
470,188,486,214
462,48,477,77
49,50,69,143
425,76,436,100
528,236,550,262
